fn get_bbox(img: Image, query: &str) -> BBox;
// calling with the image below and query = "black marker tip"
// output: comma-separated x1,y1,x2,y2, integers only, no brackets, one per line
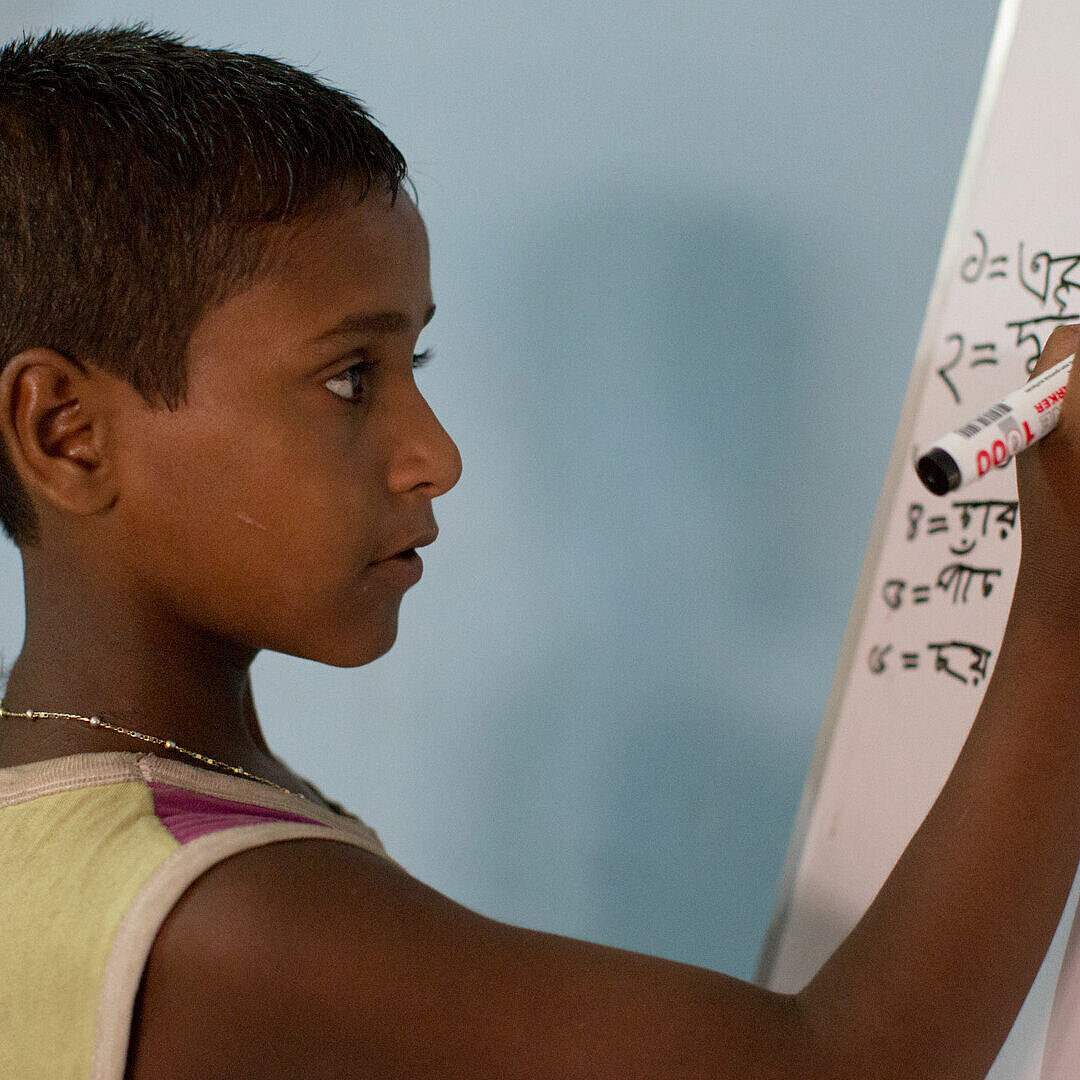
916,447,961,496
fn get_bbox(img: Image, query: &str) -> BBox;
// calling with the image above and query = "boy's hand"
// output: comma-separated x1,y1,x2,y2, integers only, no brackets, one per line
1012,323,1080,627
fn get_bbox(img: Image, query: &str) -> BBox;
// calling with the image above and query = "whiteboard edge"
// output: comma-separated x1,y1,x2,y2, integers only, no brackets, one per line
755,0,1024,989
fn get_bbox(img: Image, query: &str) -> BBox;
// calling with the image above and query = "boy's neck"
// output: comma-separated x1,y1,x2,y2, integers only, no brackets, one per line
0,552,277,773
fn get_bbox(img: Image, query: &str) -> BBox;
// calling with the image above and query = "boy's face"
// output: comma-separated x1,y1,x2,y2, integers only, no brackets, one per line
108,191,461,666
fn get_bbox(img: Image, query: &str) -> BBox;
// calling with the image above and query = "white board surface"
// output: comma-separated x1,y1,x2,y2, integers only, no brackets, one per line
758,1,1080,1074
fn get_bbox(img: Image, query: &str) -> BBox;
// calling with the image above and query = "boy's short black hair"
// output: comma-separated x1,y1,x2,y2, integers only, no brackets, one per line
0,25,408,545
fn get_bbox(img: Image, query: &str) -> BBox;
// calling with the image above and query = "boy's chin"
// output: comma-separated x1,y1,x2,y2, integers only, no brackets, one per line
292,620,401,669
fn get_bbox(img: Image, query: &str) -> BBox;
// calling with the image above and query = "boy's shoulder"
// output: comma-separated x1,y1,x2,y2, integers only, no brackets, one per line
125,837,438,1079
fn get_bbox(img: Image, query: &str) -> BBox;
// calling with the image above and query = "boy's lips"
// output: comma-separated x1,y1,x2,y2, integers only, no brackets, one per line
371,526,438,564
366,527,438,587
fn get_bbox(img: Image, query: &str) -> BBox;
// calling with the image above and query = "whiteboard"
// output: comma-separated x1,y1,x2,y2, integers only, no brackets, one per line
757,1,1080,1074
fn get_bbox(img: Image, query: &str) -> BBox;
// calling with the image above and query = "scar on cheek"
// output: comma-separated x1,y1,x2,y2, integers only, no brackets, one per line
236,511,269,532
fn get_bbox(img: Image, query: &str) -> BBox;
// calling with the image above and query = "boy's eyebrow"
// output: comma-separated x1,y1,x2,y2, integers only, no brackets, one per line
312,304,436,342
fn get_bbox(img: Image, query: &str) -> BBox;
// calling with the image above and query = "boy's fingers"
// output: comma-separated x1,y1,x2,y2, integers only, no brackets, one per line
1024,325,1080,450
1030,324,1080,378
1015,323,1080,567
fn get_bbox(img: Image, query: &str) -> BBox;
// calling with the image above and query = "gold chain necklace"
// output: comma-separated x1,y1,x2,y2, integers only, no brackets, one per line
0,702,308,801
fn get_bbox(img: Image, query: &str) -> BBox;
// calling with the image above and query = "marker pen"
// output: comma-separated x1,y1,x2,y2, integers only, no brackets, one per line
915,353,1074,495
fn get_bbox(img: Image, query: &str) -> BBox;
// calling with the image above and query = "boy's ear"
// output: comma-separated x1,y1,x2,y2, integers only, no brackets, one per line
0,348,120,521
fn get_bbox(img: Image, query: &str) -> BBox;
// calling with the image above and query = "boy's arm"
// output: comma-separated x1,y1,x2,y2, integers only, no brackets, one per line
128,326,1080,1080
794,321,1080,1074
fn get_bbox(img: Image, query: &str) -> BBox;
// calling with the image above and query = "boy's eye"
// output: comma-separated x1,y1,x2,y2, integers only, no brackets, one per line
324,350,434,402
324,359,375,402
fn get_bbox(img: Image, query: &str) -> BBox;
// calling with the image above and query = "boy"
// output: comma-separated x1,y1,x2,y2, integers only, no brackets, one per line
1,24,1080,1080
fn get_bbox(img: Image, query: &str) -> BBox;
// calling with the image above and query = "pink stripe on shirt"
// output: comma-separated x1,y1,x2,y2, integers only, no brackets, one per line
148,781,325,844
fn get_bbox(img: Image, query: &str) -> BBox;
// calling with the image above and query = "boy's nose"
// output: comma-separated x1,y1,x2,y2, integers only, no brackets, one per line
386,386,462,499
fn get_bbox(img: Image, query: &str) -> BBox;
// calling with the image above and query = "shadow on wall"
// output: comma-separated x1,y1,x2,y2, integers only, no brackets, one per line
455,193,852,981
503,193,842,646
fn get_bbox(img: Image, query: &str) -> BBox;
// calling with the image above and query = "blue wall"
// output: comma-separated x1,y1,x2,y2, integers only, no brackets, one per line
0,0,1000,980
